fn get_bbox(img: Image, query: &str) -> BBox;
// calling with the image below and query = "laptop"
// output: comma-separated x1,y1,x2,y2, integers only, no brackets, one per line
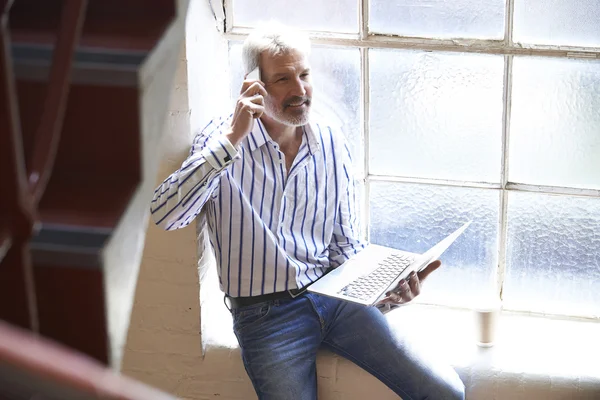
307,221,472,306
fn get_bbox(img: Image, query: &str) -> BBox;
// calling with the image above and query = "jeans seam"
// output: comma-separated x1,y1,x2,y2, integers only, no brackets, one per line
322,339,415,400
306,294,326,334
234,330,266,400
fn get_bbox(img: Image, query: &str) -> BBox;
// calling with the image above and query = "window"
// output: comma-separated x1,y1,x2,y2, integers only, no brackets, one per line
223,0,600,318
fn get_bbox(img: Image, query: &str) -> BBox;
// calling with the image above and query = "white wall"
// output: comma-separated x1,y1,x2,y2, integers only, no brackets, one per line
186,0,231,133
121,0,251,397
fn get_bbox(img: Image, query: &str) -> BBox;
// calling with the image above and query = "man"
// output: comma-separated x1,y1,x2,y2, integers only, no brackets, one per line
151,25,465,400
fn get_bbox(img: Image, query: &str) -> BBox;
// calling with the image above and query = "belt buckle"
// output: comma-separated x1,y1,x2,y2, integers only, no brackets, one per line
288,286,307,299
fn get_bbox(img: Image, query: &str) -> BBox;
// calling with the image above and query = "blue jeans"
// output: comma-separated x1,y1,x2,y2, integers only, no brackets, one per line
231,292,465,400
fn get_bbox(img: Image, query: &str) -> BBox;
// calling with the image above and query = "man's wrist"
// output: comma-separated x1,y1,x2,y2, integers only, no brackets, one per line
224,128,246,147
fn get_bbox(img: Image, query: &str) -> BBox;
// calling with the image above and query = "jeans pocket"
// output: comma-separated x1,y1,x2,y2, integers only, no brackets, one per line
233,303,271,334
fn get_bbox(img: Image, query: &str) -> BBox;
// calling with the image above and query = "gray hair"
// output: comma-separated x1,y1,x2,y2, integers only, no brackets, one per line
242,23,311,76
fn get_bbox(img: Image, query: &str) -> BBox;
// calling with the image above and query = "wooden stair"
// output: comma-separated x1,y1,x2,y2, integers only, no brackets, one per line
0,0,189,396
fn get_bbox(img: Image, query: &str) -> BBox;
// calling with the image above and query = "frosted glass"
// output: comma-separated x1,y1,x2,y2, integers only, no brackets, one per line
355,179,366,238
232,0,357,33
514,0,600,47
370,0,505,39
503,192,600,318
369,182,500,307
306,47,362,175
369,49,504,183
229,43,363,175
509,57,600,190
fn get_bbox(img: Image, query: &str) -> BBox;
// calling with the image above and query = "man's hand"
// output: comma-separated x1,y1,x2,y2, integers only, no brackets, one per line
376,260,442,306
225,78,268,147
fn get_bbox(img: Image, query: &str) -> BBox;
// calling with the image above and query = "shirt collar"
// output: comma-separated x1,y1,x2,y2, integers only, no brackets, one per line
303,122,321,155
247,118,321,155
246,118,269,152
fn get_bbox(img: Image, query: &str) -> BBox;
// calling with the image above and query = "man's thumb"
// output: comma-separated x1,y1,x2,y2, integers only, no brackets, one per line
418,259,442,281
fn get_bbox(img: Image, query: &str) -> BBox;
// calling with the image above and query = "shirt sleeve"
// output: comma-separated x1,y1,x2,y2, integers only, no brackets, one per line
150,116,238,230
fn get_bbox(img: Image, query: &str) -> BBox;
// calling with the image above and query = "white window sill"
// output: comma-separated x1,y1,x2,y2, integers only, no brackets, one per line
197,248,600,399
386,304,600,399
199,284,600,398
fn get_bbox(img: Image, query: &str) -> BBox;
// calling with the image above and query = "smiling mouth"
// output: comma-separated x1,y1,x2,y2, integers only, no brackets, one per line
285,100,310,108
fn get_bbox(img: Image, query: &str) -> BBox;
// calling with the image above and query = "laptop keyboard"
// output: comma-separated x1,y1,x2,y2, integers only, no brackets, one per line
338,253,414,302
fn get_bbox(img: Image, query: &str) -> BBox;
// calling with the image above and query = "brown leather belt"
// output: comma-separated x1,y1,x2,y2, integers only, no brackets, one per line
227,287,308,309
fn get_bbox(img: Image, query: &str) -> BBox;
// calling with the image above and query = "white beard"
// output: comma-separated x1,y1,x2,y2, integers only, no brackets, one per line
265,97,311,127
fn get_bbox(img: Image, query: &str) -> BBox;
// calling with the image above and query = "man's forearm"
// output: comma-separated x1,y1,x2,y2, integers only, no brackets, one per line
150,134,237,230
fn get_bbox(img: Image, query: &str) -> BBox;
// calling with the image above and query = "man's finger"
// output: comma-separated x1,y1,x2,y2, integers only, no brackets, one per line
391,280,413,302
240,81,267,98
249,94,264,106
417,259,441,282
378,292,405,305
240,79,262,93
401,284,415,302
407,272,420,296
244,103,264,119
388,279,408,296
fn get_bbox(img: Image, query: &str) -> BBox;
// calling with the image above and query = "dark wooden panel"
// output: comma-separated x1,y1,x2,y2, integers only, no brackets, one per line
0,0,38,332
0,243,36,330
17,81,141,228
34,265,109,364
10,0,176,51
50,84,141,181
14,80,44,173
17,82,140,180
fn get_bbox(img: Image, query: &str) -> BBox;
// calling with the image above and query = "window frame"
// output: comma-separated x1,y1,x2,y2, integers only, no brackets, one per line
221,0,600,319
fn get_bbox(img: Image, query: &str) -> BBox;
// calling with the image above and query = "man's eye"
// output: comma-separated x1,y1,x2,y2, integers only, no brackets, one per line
301,73,310,78
277,77,288,82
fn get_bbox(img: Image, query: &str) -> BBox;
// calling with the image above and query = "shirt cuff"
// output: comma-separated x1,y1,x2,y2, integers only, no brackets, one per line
200,134,239,170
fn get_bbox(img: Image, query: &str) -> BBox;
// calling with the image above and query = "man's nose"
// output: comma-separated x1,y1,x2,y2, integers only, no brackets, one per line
290,77,307,97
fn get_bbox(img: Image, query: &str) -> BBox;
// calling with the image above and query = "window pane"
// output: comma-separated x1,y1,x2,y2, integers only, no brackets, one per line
306,47,362,175
509,57,600,190
370,0,505,39
369,49,504,183
232,0,358,33
514,0,600,47
369,182,500,307
503,192,600,318
228,43,363,175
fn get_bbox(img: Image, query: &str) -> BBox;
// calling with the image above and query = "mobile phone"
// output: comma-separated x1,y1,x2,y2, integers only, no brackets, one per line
247,67,261,81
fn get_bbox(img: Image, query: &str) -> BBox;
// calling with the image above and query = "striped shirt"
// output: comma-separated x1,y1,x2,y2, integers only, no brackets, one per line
150,115,366,297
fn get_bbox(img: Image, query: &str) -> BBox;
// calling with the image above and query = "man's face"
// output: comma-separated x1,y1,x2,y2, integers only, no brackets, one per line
260,49,312,127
